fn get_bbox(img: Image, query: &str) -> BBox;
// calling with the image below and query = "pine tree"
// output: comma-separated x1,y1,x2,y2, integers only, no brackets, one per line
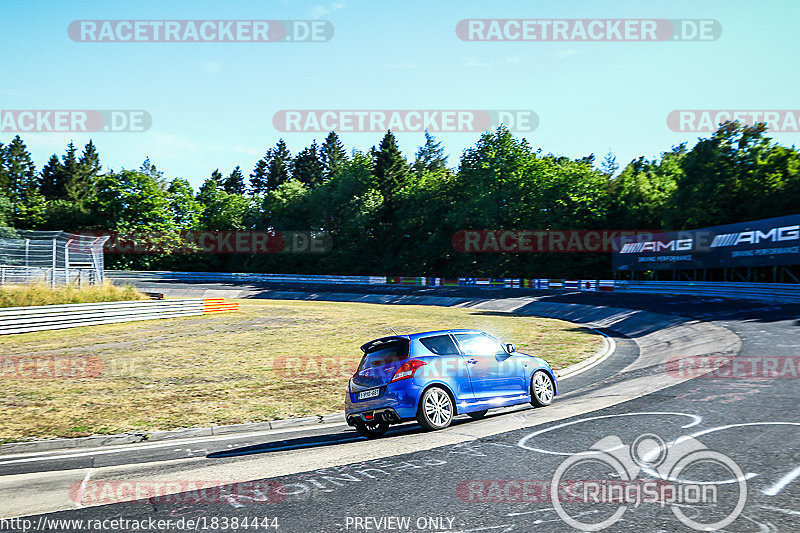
373,131,410,205
40,154,64,200
293,141,324,187
197,176,221,205
60,142,79,200
412,131,447,174
600,151,619,177
0,142,8,193
4,136,43,227
0,142,11,228
80,140,101,176
139,156,163,181
266,139,291,191
249,157,269,195
223,166,245,194
65,140,102,202
320,131,347,180
5,136,37,203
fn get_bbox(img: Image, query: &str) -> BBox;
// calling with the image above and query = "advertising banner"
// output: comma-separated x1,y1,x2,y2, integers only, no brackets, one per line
612,214,800,271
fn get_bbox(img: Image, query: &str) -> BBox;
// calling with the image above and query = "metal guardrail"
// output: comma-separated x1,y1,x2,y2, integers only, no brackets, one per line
107,271,532,287
0,299,205,335
107,270,800,303
106,270,389,285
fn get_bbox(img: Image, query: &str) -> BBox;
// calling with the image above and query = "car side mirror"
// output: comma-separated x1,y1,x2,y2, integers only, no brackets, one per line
505,343,516,353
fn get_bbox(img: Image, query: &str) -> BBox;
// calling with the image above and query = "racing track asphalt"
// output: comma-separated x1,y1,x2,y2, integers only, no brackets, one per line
1,280,799,532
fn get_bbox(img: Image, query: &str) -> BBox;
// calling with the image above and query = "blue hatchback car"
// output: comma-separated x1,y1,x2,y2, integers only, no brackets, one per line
345,329,558,438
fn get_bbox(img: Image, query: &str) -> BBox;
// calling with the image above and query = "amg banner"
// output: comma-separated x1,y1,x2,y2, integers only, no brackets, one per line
612,214,800,271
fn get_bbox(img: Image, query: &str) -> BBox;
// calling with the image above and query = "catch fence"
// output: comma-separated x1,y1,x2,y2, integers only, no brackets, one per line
0,229,108,287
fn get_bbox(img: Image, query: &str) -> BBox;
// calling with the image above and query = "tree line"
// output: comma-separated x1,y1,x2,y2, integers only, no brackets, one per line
1,122,798,277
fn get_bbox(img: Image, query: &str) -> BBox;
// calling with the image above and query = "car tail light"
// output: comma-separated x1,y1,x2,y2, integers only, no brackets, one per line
391,360,426,382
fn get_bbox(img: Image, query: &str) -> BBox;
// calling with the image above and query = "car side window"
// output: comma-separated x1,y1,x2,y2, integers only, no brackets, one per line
454,333,505,356
419,334,459,355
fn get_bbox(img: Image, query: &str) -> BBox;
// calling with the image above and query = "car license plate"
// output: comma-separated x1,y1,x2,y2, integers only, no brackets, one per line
358,388,380,400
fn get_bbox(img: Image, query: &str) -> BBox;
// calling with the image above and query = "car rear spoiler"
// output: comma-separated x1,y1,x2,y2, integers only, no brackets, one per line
360,336,409,353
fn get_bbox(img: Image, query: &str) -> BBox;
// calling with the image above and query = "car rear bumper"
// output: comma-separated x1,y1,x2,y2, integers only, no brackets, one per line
345,408,406,426
345,380,422,424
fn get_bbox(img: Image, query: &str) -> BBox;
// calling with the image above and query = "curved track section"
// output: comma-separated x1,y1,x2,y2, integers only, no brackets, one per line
2,283,799,532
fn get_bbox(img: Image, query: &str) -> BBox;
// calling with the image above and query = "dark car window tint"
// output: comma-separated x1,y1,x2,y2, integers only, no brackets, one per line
454,333,505,356
419,334,458,355
358,341,408,370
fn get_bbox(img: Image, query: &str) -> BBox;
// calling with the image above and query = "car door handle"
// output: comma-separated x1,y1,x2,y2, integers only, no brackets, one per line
467,359,478,364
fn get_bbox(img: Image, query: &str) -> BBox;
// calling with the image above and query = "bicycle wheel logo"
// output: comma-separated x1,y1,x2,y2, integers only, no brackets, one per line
550,433,747,531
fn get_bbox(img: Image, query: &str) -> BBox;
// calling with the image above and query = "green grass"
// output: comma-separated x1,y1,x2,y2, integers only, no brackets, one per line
0,299,602,441
0,282,146,308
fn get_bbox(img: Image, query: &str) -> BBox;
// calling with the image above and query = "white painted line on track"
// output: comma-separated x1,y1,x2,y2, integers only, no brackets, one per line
558,328,616,380
759,505,800,517
517,412,703,455
0,421,350,465
763,464,800,496
74,468,92,508
689,421,800,493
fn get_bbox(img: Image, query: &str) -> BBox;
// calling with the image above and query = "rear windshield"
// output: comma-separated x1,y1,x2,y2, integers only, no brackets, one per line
419,334,459,355
358,340,409,371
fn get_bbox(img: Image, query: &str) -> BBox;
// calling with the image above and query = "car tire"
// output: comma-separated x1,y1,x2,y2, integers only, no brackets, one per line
354,420,388,439
467,409,489,420
530,370,555,407
417,386,454,431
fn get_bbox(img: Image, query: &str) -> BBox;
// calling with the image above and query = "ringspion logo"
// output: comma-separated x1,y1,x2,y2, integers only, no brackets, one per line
273,110,538,133
0,110,151,132
550,433,746,530
68,20,333,42
456,19,721,41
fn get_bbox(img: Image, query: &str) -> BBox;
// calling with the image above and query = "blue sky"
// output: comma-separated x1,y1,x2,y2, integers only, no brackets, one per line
1,0,797,187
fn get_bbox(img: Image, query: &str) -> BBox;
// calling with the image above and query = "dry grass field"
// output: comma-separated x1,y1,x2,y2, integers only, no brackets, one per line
0,299,602,442
0,282,145,308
